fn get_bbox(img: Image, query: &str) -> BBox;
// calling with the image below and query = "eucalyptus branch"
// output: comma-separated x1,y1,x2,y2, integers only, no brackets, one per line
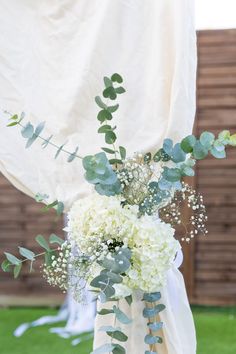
3,110,83,161
1,234,64,278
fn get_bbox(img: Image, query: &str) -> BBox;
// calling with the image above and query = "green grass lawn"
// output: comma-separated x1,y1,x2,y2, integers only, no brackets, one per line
0,306,236,354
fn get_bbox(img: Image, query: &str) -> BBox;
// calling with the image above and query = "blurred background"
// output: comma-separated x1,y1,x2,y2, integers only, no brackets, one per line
1,1,236,354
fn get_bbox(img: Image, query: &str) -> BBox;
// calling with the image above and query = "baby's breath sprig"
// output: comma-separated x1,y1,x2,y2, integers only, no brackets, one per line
159,182,208,242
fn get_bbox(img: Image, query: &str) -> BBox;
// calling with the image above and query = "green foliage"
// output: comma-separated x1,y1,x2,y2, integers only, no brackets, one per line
171,143,186,163
1,233,64,279
1,259,11,272
67,146,79,162
91,248,131,303
109,159,123,165
192,141,208,160
83,152,121,196
113,305,132,324
2,252,24,279
163,138,173,155
105,131,117,144
162,167,182,182
119,146,126,160
101,147,117,154
143,292,161,302
35,193,65,215
98,110,113,122
111,73,123,83
154,138,187,164
147,322,163,331
95,74,126,163
99,249,131,275
35,193,49,202
13,263,22,279
143,292,165,351
4,252,21,265
41,199,64,215
35,235,50,252
106,330,128,342
143,304,166,318
21,122,34,138
181,135,197,153
92,343,115,354
49,234,64,246
97,309,114,316
41,135,53,148
125,295,133,306
144,152,152,163
200,132,215,149
145,334,163,345
19,247,35,261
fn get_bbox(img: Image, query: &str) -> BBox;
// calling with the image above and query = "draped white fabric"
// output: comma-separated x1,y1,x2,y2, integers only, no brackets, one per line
0,0,196,210
0,0,197,353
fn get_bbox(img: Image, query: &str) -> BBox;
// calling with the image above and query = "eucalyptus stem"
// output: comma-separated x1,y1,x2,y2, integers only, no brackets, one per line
15,248,58,267
3,109,84,160
17,121,84,160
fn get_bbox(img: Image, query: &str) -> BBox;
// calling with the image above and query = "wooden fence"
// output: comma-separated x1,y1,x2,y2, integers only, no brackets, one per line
182,29,236,305
0,175,63,306
0,29,236,306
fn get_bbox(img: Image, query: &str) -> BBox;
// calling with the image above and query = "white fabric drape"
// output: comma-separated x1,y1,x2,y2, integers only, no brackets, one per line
0,0,196,210
0,1,197,353
94,267,196,354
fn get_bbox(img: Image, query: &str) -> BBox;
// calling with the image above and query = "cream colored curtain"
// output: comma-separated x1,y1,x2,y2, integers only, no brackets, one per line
0,1,197,352
0,0,196,210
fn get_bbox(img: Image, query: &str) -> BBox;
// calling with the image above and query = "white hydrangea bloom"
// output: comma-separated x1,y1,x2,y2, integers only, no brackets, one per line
67,194,180,296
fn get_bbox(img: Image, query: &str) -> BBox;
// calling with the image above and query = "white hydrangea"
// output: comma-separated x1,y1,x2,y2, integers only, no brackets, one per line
67,194,180,296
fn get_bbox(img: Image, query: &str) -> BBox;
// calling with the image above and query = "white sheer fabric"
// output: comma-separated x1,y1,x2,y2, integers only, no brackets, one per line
0,1,197,353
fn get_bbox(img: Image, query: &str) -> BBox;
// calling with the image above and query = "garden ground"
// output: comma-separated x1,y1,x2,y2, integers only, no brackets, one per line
0,306,236,354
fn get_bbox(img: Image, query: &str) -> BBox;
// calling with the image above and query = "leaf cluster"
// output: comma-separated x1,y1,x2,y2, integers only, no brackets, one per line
83,152,121,196
1,234,64,278
91,248,132,354
143,291,165,352
95,74,126,163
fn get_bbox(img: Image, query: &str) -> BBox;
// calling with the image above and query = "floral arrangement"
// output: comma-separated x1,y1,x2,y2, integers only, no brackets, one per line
2,73,236,354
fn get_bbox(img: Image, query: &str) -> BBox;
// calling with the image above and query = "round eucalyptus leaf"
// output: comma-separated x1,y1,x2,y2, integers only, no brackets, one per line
145,334,163,345
91,343,115,354
107,330,128,342
90,274,110,289
200,131,215,149
147,321,163,332
192,141,208,160
105,131,117,144
229,133,236,146
97,110,113,122
112,344,126,354
95,96,107,109
143,292,161,303
21,122,34,139
210,147,226,159
162,167,181,182
182,166,195,177
98,125,112,134
163,138,173,155
171,143,186,163
113,306,132,324
111,73,123,83
158,178,172,190
181,135,197,153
